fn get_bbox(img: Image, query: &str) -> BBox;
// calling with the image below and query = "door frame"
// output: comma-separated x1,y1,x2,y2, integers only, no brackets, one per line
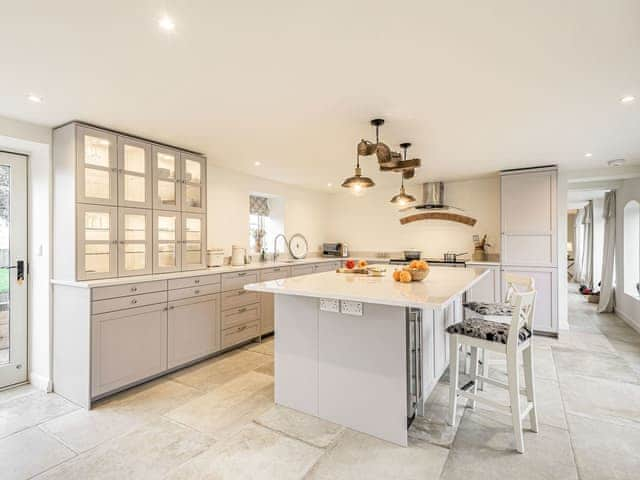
0,151,29,389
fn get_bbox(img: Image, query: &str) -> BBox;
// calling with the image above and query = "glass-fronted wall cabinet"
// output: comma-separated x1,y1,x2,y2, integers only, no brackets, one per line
153,211,182,273
118,137,152,208
118,208,153,276
76,204,118,280
76,126,118,206
181,153,206,214
153,146,182,211
182,213,207,270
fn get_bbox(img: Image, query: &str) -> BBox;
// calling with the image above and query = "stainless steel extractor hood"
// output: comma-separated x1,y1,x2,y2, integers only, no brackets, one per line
407,181,463,211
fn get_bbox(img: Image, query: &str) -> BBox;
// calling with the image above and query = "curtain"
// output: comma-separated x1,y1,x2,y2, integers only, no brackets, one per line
580,201,594,288
598,191,616,312
573,208,584,282
249,195,270,216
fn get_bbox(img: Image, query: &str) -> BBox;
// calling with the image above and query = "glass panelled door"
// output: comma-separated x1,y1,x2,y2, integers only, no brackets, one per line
0,152,27,388
76,126,118,206
181,153,206,213
118,136,152,208
153,146,181,211
118,208,152,276
77,204,118,280
182,213,206,271
153,211,181,273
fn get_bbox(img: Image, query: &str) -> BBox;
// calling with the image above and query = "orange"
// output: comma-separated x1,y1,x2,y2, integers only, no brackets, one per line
416,260,429,271
399,271,412,283
358,259,368,268
392,270,402,281
409,260,419,269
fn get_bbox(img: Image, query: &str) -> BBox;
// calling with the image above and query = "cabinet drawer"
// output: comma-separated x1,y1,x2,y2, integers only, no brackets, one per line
221,289,260,310
221,304,261,330
92,280,167,301
221,271,258,291
92,291,168,315
221,321,260,349
260,266,291,281
168,283,221,302
291,265,314,276
168,274,220,290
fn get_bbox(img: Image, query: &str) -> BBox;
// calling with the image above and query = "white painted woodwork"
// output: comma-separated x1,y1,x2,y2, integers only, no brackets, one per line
117,207,153,277
168,273,220,290
76,204,118,281
501,266,557,333
467,265,500,303
167,294,220,369
92,279,167,301
181,213,207,271
180,152,207,214
91,290,168,315
152,145,182,211
117,136,152,208
168,283,221,302
91,303,168,397
75,125,118,206
153,210,182,273
259,266,291,335
221,270,259,291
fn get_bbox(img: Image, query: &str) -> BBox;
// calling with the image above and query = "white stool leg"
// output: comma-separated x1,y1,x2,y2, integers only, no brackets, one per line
478,348,486,391
507,348,524,453
469,346,479,410
522,344,539,433
448,335,460,426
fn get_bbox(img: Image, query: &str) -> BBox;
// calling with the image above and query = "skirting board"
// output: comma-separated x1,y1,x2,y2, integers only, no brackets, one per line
615,309,640,334
29,372,53,392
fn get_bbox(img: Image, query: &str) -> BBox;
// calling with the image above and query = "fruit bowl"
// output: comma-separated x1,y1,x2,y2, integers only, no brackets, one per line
404,267,429,281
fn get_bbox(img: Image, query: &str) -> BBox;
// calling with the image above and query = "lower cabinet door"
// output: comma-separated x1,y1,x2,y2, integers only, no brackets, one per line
91,303,168,397
501,267,557,334
167,294,220,369
261,293,274,335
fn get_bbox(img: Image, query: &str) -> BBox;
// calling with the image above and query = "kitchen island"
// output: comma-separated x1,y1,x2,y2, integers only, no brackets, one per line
244,266,488,446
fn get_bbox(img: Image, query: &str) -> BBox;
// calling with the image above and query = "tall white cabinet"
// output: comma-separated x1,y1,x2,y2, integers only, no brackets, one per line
53,122,207,281
500,167,558,334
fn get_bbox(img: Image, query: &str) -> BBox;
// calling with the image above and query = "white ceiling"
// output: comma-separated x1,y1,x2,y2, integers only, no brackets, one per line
1,1,640,190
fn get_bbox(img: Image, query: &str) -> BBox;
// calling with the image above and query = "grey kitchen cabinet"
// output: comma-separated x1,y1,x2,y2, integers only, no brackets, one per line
181,213,207,271
76,204,119,281
167,294,220,369
259,266,291,335
91,303,168,397
466,264,501,303
118,136,153,209
118,207,153,277
153,145,182,211
291,264,314,276
181,152,207,214
153,210,181,273
76,125,118,206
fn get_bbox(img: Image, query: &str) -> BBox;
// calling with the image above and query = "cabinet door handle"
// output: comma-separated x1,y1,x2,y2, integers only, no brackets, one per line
169,305,175,310
131,299,137,304
163,307,168,311
237,325,248,332
238,272,247,277
194,279,200,284
194,289,200,294
237,290,246,295
238,307,247,313
130,287,137,292
273,268,280,272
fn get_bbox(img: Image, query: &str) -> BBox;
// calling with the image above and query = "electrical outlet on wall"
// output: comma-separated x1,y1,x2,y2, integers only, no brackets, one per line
340,300,363,316
320,298,340,313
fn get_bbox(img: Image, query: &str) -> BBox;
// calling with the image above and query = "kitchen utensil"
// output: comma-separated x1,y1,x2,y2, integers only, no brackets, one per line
443,252,468,263
231,245,247,266
403,250,422,261
207,248,225,267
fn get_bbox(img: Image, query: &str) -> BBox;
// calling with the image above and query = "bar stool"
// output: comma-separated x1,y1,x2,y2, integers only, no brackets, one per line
463,274,535,387
447,289,538,454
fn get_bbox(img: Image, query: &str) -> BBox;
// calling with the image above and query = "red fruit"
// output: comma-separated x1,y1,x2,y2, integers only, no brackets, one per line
345,259,356,269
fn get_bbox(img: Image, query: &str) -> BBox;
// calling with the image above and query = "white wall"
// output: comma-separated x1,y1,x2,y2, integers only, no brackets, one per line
326,177,500,258
616,177,640,331
0,115,52,390
207,164,331,257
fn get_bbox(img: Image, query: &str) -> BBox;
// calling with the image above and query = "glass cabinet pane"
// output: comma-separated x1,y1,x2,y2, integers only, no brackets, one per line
158,180,177,206
156,214,179,270
124,244,146,271
124,174,145,203
85,244,111,273
181,154,205,213
183,216,204,267
185,184,201,209
78,205,116,280
124,145,146,173
85,211,111,241
84,135,110,167
119,209,151,276
157,153,177,180
85,167,111,199
119,138,151,208
78,127,117,206
184,159,201,183
154,148,181,211
124,213,146,241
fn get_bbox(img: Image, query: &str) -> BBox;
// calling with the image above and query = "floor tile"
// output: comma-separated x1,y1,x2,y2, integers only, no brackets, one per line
35,417,212,479
165,371,274,439
567,413,640,480
440,411,578,480
244,337,274,356
0,427,75,480
166,422,323,480
0,383,39,404
255,405,344,448
559,374,640,427
597,321,640,345
552,347,640,384
306,429,449,480
0,391,78,439
254,362,275,377
551,331,616,354
169,349,273,391
40,406,145,453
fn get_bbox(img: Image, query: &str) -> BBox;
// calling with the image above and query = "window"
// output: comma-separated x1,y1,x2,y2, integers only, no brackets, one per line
623,200,640,297
249,195,284,255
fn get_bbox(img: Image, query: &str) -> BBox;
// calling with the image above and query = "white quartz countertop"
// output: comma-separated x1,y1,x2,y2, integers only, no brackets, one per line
244,265,489,310
50,257,371,288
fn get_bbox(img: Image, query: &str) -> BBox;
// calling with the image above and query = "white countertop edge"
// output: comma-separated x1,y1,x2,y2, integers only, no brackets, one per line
245,267,490,310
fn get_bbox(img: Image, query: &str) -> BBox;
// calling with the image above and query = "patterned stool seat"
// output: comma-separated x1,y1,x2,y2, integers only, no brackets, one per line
446,318,532,345
464,301,512,316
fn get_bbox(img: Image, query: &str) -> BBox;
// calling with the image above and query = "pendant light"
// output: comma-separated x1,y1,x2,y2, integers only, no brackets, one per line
390,143,417,205
341,152,375,191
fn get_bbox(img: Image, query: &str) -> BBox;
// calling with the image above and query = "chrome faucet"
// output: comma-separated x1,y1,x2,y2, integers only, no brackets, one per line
273,234,289,262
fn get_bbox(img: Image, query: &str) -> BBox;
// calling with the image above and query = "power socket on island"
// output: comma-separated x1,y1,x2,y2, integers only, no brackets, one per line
319,298,340,313
340,300,363,316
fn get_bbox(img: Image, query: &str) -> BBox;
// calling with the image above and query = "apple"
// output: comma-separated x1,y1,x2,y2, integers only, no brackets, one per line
345,259,356,269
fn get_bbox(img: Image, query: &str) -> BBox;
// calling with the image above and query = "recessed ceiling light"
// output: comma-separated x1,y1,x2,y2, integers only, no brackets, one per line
158,15,175,32
27,93,43,103
327,183,333,187
607,158,626,167
254,161,261,166
584,152,593,158
620,95,635,104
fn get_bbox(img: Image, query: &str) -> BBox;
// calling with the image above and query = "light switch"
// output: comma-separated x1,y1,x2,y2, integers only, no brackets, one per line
340,300,363,316
320,298,340,313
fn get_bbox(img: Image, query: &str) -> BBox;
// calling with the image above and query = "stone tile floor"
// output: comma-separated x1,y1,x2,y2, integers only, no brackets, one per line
1,284,639,479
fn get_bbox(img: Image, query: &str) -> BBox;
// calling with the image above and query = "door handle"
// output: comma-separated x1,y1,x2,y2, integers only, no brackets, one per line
1,260,25,285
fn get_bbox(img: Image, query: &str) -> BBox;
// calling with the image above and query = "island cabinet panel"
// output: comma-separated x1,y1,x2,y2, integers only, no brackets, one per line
466,265,500,303
167,294,220,369
274,295,319,416
91,303,168,397
259,266,291,335
421,311,436,394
